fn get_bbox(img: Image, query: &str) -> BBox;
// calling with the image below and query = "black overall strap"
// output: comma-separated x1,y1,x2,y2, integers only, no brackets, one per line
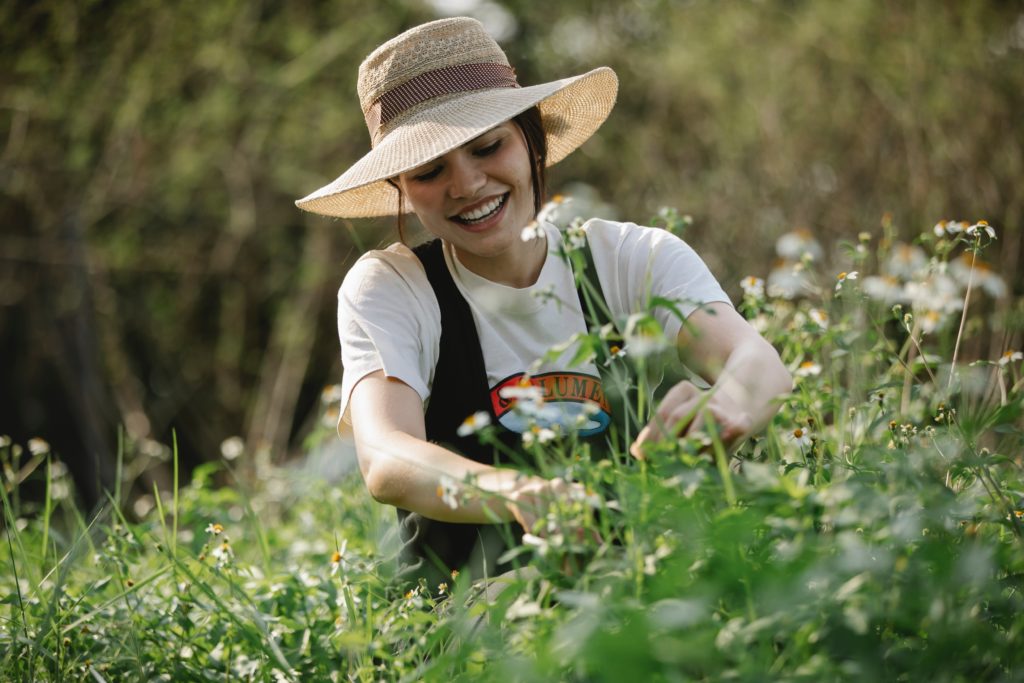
397,239,522,587
398,235,629,587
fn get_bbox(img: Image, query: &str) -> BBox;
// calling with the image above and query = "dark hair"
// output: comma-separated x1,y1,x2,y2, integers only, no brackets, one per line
391,106,548,244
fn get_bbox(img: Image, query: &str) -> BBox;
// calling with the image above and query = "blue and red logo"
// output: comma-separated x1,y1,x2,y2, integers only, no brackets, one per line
490,372,611,436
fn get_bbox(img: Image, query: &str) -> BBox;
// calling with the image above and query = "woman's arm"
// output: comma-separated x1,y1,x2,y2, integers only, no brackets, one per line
631,302,792,456
350,370,577,531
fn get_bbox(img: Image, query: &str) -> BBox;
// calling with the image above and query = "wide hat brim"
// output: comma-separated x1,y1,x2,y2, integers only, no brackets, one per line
295,66,618,218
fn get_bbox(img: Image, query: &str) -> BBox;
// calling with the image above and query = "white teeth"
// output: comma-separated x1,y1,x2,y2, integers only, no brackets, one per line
457,195,504,222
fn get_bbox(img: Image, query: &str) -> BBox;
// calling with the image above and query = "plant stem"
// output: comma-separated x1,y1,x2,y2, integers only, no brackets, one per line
949,247,978,391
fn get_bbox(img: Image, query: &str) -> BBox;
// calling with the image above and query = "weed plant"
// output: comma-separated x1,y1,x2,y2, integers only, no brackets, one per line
2,209,1022,681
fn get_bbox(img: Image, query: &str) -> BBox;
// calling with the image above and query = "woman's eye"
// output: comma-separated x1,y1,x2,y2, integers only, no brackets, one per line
474,140,502,157
412,165,442,182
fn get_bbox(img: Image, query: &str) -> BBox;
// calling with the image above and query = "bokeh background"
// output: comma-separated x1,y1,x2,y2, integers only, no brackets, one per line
2,0,1022,508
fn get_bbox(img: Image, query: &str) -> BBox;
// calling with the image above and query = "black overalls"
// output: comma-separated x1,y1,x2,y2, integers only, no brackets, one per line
398,237,633,587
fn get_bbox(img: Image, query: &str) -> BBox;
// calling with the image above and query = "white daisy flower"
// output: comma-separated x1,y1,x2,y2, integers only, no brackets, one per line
740,276,765,299
767,261,813,299
790,427,812,448
499,381,545,403
884,243,928,279
220,436,244,461
522,425,558,446
998,350,1023,367
520,221,543,242
330,539,348,576
624,313,669,357
436,476,460,510
966,220,996,239
795,361,822,377
27,438,50,456
456,411,491,437
863,275,908,304
834,271,858,292
522,533,550,557
807,308,828,330
775,228,824,262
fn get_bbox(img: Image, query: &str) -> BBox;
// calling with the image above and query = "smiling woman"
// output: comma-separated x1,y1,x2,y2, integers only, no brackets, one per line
295,17,792,589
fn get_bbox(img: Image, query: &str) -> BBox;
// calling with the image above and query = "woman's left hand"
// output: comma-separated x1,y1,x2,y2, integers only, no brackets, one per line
626,303,791,459
629,380,752,458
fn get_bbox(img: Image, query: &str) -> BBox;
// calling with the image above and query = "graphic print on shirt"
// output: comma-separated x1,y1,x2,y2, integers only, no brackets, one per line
490,372,611,437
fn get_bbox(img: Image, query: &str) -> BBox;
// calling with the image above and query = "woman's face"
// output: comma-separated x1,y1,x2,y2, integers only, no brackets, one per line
397,121,536,272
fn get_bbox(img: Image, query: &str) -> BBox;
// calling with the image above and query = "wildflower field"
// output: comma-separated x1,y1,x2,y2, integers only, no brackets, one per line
3,210,1023,682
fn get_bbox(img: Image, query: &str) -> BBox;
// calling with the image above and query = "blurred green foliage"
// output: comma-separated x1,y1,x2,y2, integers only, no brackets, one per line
1,0,1021,497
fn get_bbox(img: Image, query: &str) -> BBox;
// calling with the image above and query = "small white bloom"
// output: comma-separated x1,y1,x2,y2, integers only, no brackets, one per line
0,435,11,449
740,276,765,299
624,313,669,357
567,484,602,508
565,224,587,251
220,436,244,461
863,275,908,304
436,476,460,510
807,308,828,330
775,228,824,261
795,361,822,378
320,384,344,404
330,539,348,576
884,243,928,279
499,382,545,403
790,427,812,448
27,438,50,456
917,310,945,334
998,350,1023,367
520,221,543,242
234,654,259,678
966,220,996,239
205,522,224,535
948,253,1007,299
834,271,858,292
506,594,543,619
522,425,558,446
211,540,234,569
536,194,571,225
603,344,627,366
522,533,550,557
767,262,813,299
456,411,491,437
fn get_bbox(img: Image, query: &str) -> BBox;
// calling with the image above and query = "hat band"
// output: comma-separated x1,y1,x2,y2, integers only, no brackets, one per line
365,63,519,144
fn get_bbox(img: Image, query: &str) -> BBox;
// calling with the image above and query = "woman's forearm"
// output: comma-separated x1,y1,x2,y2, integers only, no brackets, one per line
709,336,792,434
358,427,535,523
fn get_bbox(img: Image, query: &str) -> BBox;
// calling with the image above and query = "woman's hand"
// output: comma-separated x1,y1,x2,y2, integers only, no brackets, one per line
628,303,792,460
630,380,752,458
506,475,588,535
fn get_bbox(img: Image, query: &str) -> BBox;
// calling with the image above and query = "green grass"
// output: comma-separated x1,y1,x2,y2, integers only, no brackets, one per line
2,213,1023,681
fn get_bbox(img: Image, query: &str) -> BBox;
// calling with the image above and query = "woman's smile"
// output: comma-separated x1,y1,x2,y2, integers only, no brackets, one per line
449,193,509,230
450,192,508,225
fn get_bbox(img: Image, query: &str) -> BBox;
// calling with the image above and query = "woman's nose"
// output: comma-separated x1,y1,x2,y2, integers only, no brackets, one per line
447,155,486,199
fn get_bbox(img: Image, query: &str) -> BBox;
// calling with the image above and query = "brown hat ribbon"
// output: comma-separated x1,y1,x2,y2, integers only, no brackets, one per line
365,63,519,145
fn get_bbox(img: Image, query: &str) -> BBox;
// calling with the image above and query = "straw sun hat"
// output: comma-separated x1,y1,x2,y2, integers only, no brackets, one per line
295,16,618,218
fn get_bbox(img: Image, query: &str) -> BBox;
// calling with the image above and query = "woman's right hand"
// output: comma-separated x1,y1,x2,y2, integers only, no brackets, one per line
506,476,584,534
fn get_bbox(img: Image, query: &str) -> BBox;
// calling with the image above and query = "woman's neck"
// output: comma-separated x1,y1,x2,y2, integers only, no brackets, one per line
452,232,548,288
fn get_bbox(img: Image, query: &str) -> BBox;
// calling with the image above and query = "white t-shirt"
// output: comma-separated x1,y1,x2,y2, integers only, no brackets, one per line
336,218,731,433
